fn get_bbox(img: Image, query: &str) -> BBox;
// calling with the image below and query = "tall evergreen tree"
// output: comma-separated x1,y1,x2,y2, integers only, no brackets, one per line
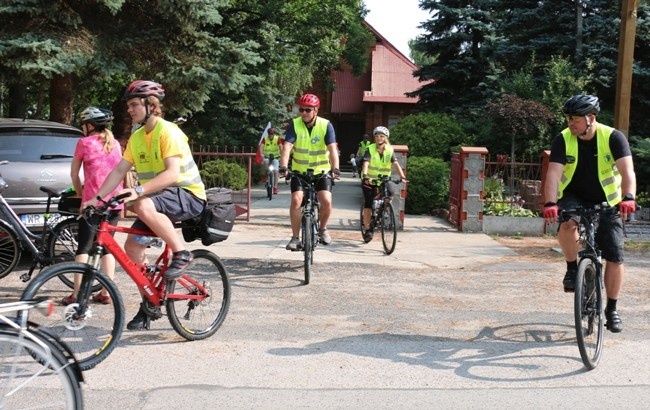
410,0,498,111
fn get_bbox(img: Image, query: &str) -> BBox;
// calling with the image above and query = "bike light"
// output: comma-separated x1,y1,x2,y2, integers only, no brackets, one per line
36,299,55,317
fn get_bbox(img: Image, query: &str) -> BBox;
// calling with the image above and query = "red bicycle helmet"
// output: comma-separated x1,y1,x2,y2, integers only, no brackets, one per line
122,80,165,101
298,93,320,107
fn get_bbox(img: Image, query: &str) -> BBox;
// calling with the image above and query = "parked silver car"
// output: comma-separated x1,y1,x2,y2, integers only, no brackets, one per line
0,118,83,229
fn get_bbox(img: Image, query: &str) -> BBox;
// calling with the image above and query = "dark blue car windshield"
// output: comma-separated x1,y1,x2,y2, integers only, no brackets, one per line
0,135,79,162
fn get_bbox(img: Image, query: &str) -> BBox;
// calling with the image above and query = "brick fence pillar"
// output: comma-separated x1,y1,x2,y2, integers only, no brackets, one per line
459,147,488,232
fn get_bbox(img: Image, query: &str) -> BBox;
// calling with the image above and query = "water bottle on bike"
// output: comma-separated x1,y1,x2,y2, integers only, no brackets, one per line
134,235,164,248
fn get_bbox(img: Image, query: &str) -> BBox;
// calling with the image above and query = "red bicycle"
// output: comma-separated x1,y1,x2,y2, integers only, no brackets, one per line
20,193,231,370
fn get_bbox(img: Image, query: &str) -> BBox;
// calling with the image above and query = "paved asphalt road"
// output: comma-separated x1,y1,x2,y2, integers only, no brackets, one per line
1,175,649,409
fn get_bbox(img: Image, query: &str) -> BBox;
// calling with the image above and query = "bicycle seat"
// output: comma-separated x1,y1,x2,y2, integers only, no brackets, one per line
40,186,67,198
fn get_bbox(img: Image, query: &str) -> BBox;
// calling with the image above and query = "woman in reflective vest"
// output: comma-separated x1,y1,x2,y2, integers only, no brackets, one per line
360,126,406,242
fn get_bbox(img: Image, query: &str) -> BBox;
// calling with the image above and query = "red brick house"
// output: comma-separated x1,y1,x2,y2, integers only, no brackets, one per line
311,21,426,159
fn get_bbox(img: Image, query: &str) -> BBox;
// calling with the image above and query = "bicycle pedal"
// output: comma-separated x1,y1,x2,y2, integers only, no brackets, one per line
19,273,32,282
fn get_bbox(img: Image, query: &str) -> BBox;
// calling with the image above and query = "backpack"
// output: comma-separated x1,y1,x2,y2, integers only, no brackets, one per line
182,188,235,245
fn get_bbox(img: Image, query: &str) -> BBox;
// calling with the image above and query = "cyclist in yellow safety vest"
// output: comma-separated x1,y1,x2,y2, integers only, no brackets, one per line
260,127,283,194
87,80,207,331
543,94,637,334
360,126,407,243
357,133,372,159
279,93,340,250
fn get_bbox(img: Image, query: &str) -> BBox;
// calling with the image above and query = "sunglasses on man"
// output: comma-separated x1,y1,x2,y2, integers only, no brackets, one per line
298,108,314,113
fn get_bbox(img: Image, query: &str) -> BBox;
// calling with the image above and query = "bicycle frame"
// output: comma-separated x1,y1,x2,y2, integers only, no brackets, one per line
87,218,208,306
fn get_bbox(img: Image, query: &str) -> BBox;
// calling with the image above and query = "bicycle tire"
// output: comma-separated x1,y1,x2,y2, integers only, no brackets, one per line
574,257,604,370
0,327,83,409
166,249,231,340
301,214,312,285
46,217,79,263
21,262,125,371
359,198,366,238
267,171,275,200
380,202,397,255
47,218,102,292
0,221,21,279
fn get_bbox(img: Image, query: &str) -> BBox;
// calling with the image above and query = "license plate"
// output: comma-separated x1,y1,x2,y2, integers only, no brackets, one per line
20,213,61,227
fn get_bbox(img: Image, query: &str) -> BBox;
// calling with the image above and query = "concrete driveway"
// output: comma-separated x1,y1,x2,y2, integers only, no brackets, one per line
2,175,648,409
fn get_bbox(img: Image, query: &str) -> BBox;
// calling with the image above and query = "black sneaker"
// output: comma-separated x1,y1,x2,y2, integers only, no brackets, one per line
605,309,623,333
563,269,577,293
126,304,149,330
164,250,193,279
363,229,374,243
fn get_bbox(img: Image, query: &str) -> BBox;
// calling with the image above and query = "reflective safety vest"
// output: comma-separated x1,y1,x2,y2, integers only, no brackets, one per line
262,135,281,158
358,140,372,157
366,143,393,185
558,123,621,206
129,118,206,200
290,117,330,173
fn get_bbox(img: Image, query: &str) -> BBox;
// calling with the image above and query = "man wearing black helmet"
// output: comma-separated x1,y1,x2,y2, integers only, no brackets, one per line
543,94,637,333
87,80,207,330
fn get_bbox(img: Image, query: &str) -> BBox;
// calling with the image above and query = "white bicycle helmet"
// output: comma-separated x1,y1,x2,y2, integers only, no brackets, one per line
79,107,114,127
373,126,389,138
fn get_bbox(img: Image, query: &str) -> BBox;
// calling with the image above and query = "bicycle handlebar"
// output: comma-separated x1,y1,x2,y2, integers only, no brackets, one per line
81,192,132,219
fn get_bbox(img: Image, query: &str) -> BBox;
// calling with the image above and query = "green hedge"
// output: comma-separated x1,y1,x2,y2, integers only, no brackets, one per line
199,159,247,190
405,156,449,215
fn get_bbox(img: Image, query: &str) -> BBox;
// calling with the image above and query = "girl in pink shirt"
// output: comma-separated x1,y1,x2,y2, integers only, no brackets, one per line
62,107,123,305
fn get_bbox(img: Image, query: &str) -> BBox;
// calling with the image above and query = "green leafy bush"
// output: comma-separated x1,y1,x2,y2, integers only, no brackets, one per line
200,159,247,190
404,156,449,214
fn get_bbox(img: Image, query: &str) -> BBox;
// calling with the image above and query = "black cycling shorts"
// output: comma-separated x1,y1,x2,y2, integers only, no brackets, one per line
558,192,625,263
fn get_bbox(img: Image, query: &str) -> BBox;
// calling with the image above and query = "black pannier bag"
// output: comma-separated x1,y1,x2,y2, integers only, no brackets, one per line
183,188,235,245
58,189,82,214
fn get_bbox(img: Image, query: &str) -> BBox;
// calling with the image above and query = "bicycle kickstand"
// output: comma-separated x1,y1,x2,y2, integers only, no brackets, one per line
20,264,38,282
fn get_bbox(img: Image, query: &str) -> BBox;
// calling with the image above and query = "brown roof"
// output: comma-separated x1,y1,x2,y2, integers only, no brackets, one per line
331,21,425,113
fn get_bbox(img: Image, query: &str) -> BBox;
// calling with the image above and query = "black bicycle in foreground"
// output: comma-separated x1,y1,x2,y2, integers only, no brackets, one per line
561,203,618,370
286,169,332,285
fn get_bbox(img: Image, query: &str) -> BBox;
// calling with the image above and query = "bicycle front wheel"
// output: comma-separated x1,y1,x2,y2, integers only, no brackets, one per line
301,215,312,285
574,257,604,370
21,262,125,371
267,172,275,200
0,222,20,279
380,202,397,255
359,198,365,238
47,218,102,292
167,249,231,340
0,327,83,409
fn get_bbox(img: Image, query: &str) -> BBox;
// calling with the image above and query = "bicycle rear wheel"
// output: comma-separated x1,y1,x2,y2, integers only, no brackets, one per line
46,217,79,263
0,222,20,279
574,257,604,370
0,327,83,409
380,202,397,255
166,249,231,340
301,215,312,285
21,262,125,370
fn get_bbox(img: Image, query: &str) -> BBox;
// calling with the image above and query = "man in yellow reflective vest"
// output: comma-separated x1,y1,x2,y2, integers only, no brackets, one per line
87,80,207,330
279,93,340,250
543,94,636,333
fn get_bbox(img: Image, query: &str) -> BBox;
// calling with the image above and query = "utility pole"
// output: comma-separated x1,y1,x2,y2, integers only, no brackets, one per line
614,0,639,138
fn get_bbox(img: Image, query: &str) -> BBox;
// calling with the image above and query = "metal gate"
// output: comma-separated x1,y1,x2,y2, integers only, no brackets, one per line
448,152,462,227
